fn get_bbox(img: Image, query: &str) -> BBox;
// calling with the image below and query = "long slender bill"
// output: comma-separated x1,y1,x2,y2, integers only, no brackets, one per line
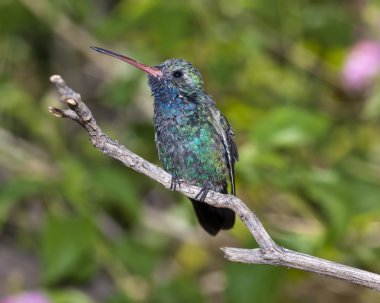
90,46,162,77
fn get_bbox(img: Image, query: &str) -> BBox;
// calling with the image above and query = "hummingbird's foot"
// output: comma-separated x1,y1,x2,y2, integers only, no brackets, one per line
195,182,213,202
170,175,182,191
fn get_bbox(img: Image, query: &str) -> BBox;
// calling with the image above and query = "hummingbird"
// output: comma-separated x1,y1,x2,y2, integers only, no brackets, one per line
91,46,238,235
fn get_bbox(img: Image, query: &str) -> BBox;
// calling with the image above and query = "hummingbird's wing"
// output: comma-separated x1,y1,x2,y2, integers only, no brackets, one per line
219,114,238,196
207,105,238,196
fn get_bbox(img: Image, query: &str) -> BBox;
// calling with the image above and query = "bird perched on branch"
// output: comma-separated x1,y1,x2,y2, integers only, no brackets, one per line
91,46,238,235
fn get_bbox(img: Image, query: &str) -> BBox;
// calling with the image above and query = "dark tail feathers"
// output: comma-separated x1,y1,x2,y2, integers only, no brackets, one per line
190,199,235,236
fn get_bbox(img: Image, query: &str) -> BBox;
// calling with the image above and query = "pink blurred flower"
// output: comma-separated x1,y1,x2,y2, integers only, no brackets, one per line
341,40,380,91
0,292,50,303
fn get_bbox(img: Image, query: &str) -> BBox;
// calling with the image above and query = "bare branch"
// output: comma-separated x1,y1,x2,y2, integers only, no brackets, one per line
49,74,380,291
221,247,380,290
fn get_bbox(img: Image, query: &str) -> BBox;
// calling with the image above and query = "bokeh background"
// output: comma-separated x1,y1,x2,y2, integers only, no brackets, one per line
2,0,380,302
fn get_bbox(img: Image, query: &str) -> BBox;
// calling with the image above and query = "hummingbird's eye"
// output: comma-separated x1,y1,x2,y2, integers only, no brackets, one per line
173,70,183,78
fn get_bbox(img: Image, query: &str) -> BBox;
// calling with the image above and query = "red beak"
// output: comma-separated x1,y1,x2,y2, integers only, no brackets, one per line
90,46,163,78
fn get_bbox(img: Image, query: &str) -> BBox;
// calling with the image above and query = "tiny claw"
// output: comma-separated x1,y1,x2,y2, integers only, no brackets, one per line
48,106,64,118
65,98,77,107
195,182,213,202
170,175,181,191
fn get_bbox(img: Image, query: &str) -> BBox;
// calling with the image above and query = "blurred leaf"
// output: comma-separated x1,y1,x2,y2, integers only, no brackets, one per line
114,237,159,276
252,106,329,149
103,293,134,303
175,242,209,273
226,264,285,303
41,216,96,284
92,167,141,223
58,158,92,213
362,83,380,119
152,275,204,303
49,289,95,303
304,169,350,242
102,78,140,107
0,179,42,226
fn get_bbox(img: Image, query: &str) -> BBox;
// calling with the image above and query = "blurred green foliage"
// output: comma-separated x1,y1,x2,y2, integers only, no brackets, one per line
1,0,380,302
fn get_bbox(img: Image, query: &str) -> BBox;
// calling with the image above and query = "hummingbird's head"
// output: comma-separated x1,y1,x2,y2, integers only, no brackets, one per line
151,59,204,96
90,47,204,98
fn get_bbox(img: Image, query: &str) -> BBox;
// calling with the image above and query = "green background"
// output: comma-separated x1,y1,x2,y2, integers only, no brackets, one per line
1,0,380,302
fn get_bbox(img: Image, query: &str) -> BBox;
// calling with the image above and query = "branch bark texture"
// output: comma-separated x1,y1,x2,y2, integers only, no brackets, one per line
49,75,380,291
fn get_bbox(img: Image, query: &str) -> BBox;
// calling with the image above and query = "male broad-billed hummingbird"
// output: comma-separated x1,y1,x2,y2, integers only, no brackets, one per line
91,46,238,236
